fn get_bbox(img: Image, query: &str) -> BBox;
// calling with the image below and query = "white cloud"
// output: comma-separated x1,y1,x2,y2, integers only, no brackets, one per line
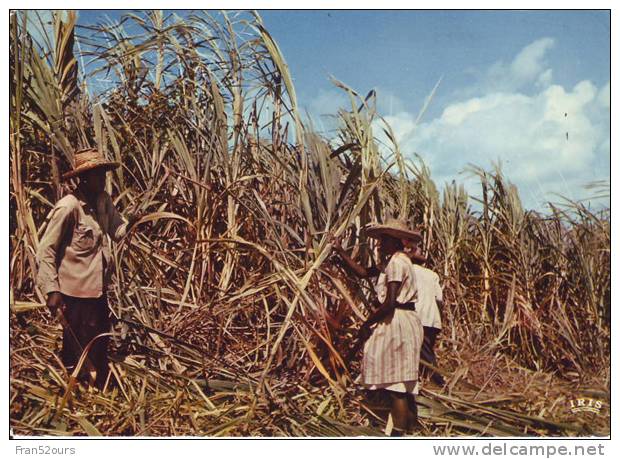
598,81,610,109
307,88,349,117
468,37,557,97
536,69,553,88
510,38,555,84
376,38,609,209
303,88,350,135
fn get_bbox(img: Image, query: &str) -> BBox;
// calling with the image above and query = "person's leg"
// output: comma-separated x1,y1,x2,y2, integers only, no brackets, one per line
419,327,434,378
61,296,111,386
389,391,409,436
427,328,445,385
94,297,111,390
406,393,421,431
60,296,82,376
76,298,102,385
84,296,111,390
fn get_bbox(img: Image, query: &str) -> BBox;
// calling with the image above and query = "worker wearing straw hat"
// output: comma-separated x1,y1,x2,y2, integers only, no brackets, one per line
332,218,424,436
36,148,141,389
404,244,446,386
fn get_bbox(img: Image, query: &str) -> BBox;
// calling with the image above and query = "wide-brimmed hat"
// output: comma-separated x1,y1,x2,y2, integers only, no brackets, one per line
365,218,422,242
62,148,120,180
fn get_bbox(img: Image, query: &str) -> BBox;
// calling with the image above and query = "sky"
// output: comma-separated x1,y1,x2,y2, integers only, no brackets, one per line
256,10,611,210
72,10,612,210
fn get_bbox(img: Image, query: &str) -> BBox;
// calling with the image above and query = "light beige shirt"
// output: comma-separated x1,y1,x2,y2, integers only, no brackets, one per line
412,265,443,329
374,251,418,305
36,190,128,298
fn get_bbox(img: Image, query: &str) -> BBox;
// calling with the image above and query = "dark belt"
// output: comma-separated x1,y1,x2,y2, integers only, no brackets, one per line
396,301,416,311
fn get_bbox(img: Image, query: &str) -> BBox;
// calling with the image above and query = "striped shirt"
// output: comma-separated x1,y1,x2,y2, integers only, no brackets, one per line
373,251,418,304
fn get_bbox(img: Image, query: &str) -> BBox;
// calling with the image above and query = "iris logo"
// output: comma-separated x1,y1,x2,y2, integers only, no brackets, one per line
569,398,603,414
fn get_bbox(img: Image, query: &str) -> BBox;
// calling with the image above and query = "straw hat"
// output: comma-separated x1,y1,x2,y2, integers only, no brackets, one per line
62,148,120,180
365,218,422,242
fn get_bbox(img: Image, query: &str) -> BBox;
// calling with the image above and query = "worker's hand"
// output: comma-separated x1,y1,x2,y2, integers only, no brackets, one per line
46,292,65,318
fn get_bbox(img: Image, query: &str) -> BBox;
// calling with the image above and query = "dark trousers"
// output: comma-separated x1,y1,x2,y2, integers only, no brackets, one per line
60,295,110,388
420,326,444,385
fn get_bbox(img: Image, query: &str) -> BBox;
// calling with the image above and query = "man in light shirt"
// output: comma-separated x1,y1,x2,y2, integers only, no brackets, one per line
405,244,446,386
36,148,141,389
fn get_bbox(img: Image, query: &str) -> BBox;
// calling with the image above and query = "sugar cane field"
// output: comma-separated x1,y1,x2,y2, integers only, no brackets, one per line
8,10,610,437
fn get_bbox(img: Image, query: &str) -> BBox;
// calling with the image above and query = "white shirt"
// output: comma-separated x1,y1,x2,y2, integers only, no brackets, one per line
412,265,443,329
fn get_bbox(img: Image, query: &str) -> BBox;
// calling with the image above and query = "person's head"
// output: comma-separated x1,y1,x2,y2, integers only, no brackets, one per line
402,238,418,252
378,234,404,258
403,240,427,264
365,218,422,261
79,168,107,195
62,148,120,196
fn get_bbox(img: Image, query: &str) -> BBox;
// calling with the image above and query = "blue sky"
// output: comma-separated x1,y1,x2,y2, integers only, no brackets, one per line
257,10,611,209
259,11,609,117
73,10,611,209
